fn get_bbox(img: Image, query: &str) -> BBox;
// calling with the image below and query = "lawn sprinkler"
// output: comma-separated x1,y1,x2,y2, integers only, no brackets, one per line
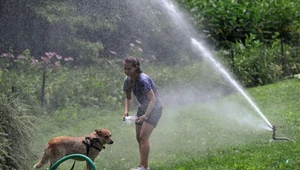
271,125,291,141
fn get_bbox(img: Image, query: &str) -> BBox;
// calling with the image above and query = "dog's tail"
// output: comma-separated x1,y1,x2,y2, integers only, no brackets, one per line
33,146,50,169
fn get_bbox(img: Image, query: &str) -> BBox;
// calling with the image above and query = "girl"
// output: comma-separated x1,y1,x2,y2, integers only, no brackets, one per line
122,56,163,170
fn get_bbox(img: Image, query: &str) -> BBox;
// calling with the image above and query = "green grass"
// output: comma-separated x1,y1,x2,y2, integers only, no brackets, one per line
31,78,300,170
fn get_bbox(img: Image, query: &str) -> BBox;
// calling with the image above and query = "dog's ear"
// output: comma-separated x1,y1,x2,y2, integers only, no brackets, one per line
95,129,103,136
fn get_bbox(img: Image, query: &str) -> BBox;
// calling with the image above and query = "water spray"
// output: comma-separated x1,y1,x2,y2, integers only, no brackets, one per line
123,114,137,124
191,38,273,129
161,0,289,142
271,125,291,141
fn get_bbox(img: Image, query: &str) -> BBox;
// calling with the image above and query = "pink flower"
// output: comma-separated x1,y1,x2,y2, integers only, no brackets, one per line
152,55,156,60
138,48,143,52
45,52,56,59
45,52,51,59
109,51,117,55
41,56,50,63
54,61,61,67
135,40,142,44
32,59,39,64
1,53,14,58
56,55,62,60
64,57,73,61
129,43,135,47
17,55,25,59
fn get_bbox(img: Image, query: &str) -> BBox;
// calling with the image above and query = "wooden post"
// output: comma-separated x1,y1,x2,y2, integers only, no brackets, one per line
281,38,290,76
41,70,46,107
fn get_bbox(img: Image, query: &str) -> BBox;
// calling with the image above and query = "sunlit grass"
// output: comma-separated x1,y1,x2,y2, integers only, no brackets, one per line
31,78,300,169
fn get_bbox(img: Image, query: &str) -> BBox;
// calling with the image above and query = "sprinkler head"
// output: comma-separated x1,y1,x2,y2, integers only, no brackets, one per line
272,125,276,140
271,124,291,141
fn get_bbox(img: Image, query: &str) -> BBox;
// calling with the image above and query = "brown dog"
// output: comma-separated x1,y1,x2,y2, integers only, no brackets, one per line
34,128,114,170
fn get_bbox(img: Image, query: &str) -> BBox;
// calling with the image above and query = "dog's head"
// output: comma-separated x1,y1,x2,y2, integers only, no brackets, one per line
95,128,114,145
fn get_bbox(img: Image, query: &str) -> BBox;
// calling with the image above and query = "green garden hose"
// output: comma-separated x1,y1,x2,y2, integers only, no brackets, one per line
49,154,96,170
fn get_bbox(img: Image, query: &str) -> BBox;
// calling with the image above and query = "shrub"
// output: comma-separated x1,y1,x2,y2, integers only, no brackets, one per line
0,95,37,169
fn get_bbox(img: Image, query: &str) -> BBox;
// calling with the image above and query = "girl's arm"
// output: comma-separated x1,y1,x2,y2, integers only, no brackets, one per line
123,91,131,119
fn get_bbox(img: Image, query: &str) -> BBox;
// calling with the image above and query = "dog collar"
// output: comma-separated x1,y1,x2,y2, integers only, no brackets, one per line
82,137,101,156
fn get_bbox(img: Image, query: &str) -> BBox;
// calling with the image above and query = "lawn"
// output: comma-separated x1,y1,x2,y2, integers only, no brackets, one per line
31,78,300,170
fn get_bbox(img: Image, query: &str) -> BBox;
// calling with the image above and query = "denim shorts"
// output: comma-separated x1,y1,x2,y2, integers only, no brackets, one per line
136,106,163,128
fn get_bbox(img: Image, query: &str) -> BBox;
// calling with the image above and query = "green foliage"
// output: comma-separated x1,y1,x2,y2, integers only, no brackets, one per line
223,34,282,86
216,34,300,87
33,1,108,60
178,0,300,46
41,58,124,111
0,50,41,106
176,0,300,86
2,0,300,74
0,95,37,169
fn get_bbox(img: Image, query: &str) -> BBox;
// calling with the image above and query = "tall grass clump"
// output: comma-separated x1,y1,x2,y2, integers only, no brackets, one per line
0,95,37,169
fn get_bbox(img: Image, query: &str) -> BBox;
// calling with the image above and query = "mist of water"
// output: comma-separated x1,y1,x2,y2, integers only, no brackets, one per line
191,39,273,130
160,0,273,130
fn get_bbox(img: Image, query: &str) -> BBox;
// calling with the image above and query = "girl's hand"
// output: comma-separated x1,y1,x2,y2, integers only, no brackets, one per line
136,115,147,123
123,112,129,121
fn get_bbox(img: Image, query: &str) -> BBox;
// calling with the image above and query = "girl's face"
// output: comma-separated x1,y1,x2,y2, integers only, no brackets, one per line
124,62,136,77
